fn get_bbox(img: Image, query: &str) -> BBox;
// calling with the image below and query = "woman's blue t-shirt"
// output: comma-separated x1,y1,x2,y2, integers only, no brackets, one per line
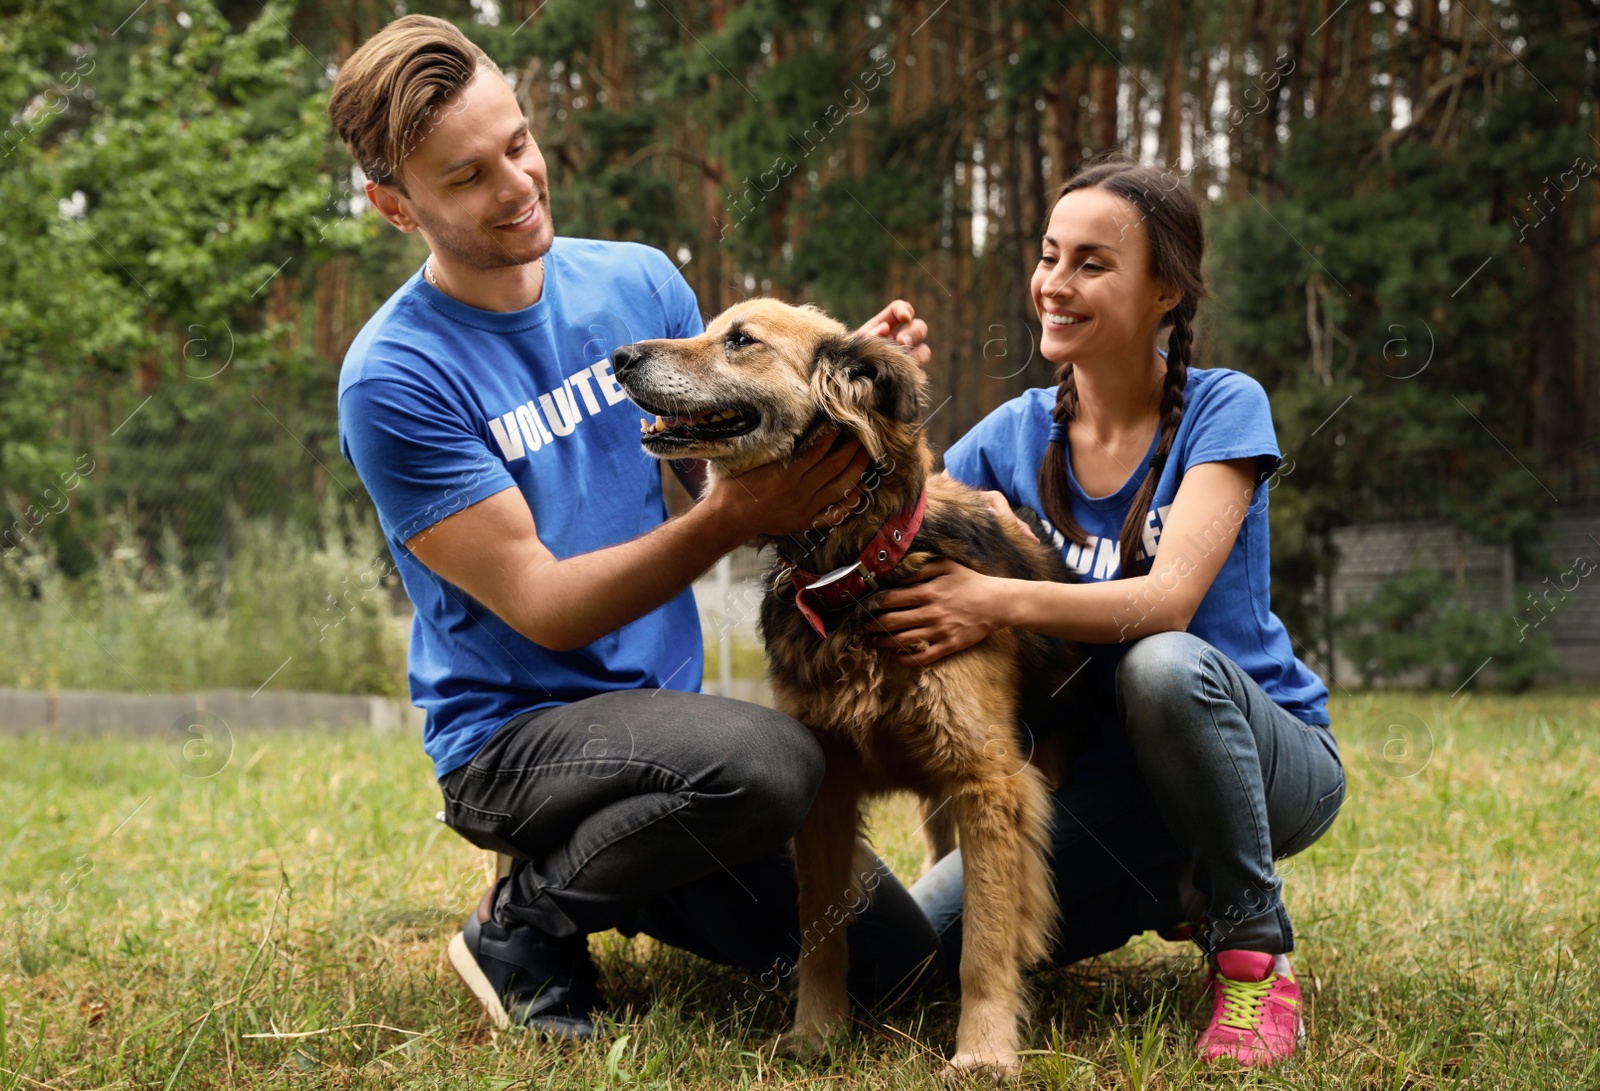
943,366,1330,727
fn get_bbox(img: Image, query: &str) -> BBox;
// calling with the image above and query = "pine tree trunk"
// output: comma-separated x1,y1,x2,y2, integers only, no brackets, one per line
1419,0,1442,91
1528,197,1580,479
1282,0,1310,128
1090,0,1121,151
1343,0,1373,124
1252,0,1283,197
1159,0,1185,165
1047,61,1085,186
1191,0,1213,197
1585,106,1600,490
1526,85,1586,484
1225,0,1249,201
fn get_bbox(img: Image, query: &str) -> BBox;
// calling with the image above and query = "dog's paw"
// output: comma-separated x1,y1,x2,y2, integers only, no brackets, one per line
771,1025,840,1061
940,1051,1022,1082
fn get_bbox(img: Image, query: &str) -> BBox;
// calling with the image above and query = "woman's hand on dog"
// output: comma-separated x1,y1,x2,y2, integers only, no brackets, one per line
702,428,874,539
869,559,1004,666
856,300,931,368
980,488,1038,543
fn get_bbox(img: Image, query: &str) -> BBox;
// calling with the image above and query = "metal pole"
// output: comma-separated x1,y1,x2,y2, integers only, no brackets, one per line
716,554,733,696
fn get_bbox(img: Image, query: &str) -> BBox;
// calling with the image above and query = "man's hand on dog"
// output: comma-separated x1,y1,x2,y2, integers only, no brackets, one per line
869,558,1003,667
702,427,874,539
856,300,931,368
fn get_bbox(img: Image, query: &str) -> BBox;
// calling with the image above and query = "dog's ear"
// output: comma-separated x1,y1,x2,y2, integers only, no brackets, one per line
810,334,926,426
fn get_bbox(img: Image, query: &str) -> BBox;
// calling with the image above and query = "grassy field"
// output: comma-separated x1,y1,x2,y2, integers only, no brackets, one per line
2,691,1597,1089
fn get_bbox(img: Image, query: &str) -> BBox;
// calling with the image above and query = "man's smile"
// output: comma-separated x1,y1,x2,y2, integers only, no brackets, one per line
494,198,542,232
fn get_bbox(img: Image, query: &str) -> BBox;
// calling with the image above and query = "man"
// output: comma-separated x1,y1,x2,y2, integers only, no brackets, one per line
328,15,940,1039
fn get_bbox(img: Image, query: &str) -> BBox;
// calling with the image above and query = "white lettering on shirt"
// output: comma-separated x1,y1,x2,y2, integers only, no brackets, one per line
487,413,524,460
590,359,629,405
515,403,545,452
539,387,581,437
1061,534,1123,578
568,370,602,415
485,361,633,462
1140,503,1174,562
1091,536,1119,579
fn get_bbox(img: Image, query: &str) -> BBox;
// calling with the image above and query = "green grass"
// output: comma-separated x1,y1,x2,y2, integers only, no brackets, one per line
699,635,768,682
3,692,1598,1088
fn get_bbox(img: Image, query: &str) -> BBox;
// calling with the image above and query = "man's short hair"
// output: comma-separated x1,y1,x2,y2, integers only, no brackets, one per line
327,15,497,194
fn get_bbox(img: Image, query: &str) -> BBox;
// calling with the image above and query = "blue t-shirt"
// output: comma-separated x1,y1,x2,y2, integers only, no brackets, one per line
338,238,707,778
944,366,1330,727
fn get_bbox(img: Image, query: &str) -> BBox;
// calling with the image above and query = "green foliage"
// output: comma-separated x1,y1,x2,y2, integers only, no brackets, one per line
0,0,385,567
0,505,406,696
1338,565,1559,692
1210,90,1583,644
2,0,1595,695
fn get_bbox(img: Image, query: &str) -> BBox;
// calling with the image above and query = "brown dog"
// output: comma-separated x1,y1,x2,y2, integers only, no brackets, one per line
611,299,1083,1076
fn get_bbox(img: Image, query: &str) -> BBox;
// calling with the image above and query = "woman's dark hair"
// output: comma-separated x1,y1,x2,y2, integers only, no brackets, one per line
1034,153,1209,577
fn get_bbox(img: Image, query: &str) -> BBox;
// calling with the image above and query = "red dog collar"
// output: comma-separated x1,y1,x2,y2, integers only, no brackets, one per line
785,487,928,637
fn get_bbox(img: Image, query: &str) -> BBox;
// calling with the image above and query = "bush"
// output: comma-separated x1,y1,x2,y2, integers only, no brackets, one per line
1338,564,1559,692
0,508,407,696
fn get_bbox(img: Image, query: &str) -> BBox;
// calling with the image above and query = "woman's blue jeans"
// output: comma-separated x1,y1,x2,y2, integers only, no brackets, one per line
910,630,1345,966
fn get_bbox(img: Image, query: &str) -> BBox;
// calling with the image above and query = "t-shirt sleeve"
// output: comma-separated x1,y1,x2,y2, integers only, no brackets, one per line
941,403,1016,495
649,248,704,340
1182,371,1282,487
339,377,517,546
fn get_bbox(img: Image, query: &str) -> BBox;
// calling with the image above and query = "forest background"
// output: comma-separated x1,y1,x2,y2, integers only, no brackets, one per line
2,0,1596,697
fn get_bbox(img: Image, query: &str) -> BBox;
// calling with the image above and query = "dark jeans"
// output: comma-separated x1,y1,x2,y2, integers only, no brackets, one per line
912,632,1346,965
437,689,940,1007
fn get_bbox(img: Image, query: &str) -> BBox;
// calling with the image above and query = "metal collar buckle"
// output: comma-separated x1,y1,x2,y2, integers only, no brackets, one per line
808,560,871,592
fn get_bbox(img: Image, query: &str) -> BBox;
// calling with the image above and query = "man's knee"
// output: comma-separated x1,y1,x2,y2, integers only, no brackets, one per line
719,704,824,838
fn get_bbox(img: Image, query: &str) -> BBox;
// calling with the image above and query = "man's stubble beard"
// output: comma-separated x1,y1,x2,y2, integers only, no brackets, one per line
413,196,553,272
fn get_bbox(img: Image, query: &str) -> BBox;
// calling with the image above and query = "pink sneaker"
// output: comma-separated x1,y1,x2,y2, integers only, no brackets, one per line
1196,950,1305,1067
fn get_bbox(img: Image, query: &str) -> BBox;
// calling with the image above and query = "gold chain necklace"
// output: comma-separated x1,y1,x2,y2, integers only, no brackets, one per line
425,255,544,293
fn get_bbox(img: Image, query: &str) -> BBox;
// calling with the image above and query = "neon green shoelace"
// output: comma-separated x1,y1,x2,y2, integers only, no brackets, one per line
1216,974,1276,1030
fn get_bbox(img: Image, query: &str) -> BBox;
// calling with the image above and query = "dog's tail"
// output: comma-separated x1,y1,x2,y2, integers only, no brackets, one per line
1015,764,1060,969
952,756,1060,973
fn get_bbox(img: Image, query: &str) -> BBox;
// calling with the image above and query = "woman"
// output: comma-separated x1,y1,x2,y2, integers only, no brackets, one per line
871,154,1345,1067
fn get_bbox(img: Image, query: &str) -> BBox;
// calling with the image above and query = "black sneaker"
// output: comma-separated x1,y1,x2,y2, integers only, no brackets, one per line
446,879,603,1039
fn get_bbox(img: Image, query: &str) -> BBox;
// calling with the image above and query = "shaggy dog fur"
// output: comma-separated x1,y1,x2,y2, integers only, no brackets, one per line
611,299,1084,1076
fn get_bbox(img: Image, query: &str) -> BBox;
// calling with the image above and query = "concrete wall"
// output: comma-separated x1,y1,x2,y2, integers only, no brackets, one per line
1327,509,1600,683
0,687,426,737
0,680,776,739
